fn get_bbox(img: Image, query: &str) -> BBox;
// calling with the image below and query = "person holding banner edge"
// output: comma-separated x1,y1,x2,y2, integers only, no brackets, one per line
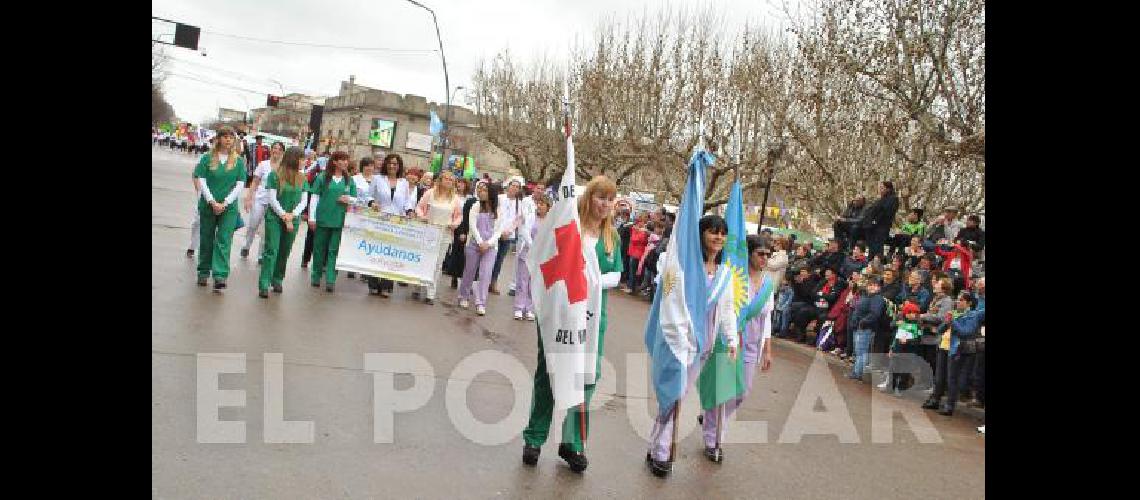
414,170,464,304
257,147,310,298
521,175,623,473
365,153,416,297
308,151,360,292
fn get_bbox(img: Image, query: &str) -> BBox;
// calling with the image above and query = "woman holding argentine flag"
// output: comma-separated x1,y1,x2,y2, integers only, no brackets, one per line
646,213,740,477
698,235,788,462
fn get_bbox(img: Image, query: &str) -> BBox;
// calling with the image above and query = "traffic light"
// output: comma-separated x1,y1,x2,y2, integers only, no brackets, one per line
173,23,201,50
267,95,281,107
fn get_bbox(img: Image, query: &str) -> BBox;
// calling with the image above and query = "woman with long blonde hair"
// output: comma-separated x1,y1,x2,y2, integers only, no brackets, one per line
257,146,310,298
521,176,624,473
414,170,464,304
193,126,248,290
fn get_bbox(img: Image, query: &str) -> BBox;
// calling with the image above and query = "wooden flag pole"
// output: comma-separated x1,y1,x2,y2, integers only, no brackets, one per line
669,403,679,463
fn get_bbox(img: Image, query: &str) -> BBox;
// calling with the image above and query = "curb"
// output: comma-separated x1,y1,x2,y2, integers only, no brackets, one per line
772,338,986,422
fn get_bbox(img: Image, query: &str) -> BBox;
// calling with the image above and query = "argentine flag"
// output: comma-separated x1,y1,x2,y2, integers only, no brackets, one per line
644,149,715,415
429,110,444,137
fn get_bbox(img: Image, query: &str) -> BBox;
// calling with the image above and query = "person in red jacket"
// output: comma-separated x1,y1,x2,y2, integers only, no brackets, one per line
623,213,650,293
935,236,973,292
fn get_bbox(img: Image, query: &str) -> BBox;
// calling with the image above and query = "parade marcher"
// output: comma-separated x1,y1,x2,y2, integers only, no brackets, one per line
258,147,310,298
365,153,416,297
299,151,328,269
521,176,623,473
490,177,530,296
240,141,285,261
193,127,248,290
457,181,502,316
414,171,463,305
699,236,787,462
646,214,739,477
444,179,478,289
512,192,550,320
307,151,360,292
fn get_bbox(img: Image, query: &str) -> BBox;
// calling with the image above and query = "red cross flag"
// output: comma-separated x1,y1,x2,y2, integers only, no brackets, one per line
527,81,603,412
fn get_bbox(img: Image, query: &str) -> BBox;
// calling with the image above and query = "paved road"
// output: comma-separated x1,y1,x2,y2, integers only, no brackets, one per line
152,148,985,499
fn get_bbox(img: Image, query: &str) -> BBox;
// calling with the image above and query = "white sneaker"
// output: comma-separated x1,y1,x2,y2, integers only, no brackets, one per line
977,425,985,435
876,381,889,390
513,310,523,320
459,299,470,309
525,312,536,321
476,306,486,316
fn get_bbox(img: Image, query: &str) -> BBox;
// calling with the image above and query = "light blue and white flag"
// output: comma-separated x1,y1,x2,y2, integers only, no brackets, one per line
644,148,715,414
429,110,444,137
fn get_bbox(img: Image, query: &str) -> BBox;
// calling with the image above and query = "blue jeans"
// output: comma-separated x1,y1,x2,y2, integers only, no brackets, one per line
850,329,873,378
490,238,516,285
627,256,641,290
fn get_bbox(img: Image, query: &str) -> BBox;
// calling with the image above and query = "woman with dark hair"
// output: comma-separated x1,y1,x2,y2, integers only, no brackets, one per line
444,181,478,289
647,214,739,476
308,151,360,292
193,126,248,291
258,147,310,298
366,153,415,297
699,235,787,463
457,180,502,315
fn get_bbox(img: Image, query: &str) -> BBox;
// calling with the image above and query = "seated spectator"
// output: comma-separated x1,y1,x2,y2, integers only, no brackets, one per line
904,235,927,269
935,236,975,292
915,254,937,287
840,244,869,278
811,239,845,276
889,254,906,274
956,214,986,253
786,243,813,280
899,271,933,312
808,268,847,342
891,208,926,257
880,268,903,305
925,207,964,245
786,267,821,341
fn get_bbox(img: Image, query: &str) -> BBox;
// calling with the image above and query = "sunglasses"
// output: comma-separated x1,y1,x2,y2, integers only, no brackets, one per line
753,251,771,257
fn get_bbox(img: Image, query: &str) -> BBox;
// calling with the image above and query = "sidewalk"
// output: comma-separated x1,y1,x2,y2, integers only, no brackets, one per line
773,338,986,422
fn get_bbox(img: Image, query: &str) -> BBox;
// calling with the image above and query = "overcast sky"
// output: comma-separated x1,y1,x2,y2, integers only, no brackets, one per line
153,0,805,124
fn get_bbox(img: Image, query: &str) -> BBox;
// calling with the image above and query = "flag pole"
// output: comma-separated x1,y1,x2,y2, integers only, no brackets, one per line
669,403,679,463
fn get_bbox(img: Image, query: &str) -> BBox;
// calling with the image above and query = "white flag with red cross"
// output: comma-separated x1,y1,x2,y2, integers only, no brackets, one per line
527,82,603,412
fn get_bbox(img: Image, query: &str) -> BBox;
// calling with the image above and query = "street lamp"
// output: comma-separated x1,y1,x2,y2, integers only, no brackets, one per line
756,140,787,232
403,0,451,160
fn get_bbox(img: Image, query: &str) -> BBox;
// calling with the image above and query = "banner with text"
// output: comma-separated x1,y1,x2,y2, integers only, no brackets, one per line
336,210,444,285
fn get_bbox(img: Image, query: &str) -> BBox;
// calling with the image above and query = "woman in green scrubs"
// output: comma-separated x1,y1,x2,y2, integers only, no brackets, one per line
193,127,248,291
308,151,360,292
258,146,311,298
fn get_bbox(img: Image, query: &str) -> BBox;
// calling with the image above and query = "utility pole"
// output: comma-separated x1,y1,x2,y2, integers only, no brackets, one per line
404,1,451,164
756,141,787,232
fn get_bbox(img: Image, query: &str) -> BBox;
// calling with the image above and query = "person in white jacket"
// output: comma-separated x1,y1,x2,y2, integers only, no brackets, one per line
365,153,417,297
647,214,740,476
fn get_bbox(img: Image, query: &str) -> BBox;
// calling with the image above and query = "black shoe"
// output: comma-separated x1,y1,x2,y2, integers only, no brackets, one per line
197,277,208,287
558,444,587,473
508,289,516,296
704,446,724,463
347,272,356,279
697,415,703,425
301,262,309,269
240,248,249,258
186,249,195,258
258,290,269,299
311,282,320,288
257,258,263,266
326,284,335,293
412,291,421,299
921,399,940,410
450,277,458,289
424,298,434,305
646,453,671,477
937,406,954,416
522,445,540,466
272,284,283,294
213,280,226,291
369,288,381,296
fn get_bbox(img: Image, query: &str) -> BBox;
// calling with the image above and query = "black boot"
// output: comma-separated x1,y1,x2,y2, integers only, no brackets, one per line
197,276,208,287
272,284,283,294
258,290,269,299
937,405,954,416
558,444,587,473
450,276,458,289
646,453,672,477
240,248,249,258
213,279,227,291
921,398,940,410
522,444,540,466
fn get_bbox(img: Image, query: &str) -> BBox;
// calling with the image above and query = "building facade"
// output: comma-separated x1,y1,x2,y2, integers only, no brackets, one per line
319,76,513,178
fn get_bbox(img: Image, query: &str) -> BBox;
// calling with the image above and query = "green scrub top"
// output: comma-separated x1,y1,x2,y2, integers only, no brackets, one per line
193,154,247,213
595,233,624,334
310,172,357,228
266,171,310,216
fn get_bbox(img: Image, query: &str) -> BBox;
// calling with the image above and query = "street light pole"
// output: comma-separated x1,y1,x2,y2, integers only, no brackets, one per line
756,141,787,232
404,0,451,163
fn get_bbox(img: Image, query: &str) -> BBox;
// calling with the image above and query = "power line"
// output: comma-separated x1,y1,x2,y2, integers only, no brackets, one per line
204,29,439,53
168,56,325,96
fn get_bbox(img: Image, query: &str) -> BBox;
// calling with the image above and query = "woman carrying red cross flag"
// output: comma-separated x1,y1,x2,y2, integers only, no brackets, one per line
520,175,623,473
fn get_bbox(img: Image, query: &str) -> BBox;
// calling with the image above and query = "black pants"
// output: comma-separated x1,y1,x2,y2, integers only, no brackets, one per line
972,351,985,404
872,328,893,357
866,228,889,260
368,277,395,293
301,222,315,266
929,349,950,403
946,351,977,411
490,238,515,286
889,234,912,257
889,342,918,391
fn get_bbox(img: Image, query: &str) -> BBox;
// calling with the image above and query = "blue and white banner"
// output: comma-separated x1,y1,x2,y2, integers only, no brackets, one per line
336,210,444,285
